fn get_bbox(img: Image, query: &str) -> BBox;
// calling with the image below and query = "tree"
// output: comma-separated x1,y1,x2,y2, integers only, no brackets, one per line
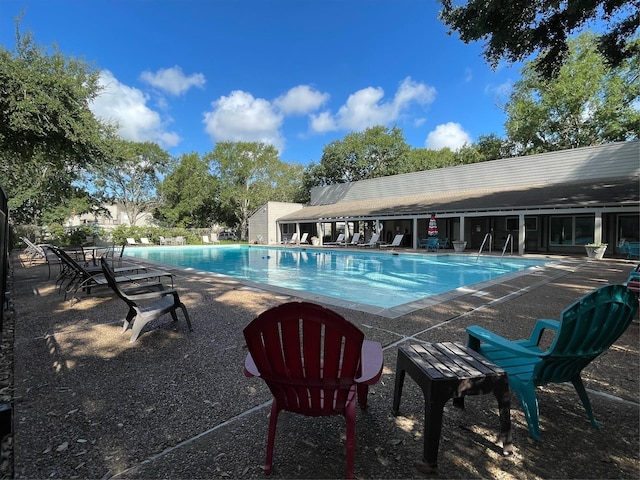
155,153,220,228
504,32,639,154
307,126,411,187
205,142,303,239
0,22,114,224
405,147,456,172
438,0,640,79
89,140,171,225
454,134,513,164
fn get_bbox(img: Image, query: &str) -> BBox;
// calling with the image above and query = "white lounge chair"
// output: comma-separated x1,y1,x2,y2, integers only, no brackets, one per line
324,233,345,246
356,233,380,248
299,232,309,244
380,234,404,249
282,232,298,245
126,238,138,246
140,237,151,245
343,232,361,246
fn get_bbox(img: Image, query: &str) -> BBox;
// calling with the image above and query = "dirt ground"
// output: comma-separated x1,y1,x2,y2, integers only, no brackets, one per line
1,250,639,479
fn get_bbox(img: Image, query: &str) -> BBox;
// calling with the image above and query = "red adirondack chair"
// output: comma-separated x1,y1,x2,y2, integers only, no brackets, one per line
243,301,383,479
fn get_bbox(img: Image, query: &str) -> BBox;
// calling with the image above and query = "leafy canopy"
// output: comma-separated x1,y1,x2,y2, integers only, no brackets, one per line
438,0,640,79
504,32,639,154
155,152,220,228
0,20,114,225
205,142,304,239
88,140,172,225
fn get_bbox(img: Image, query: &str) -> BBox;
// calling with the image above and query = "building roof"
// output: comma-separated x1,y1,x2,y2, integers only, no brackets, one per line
280,141,639,223
279,177,639,222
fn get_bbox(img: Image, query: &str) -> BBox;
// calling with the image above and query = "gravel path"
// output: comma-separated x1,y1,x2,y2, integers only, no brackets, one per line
4,252,640,479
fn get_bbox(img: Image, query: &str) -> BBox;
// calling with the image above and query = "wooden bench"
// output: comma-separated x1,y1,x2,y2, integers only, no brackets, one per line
392,342,513,471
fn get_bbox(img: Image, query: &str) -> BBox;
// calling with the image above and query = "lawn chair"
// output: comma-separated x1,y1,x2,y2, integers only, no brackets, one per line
426,237,439,252
624,264,640,296
356,233,379,248
20,237,59,277
465,284,638,440
140,237,151,245
51,246,172,302
243,301,383,479
344,232,361,246
324,233,345,246
380,234,404,249
101,257,192,343
126,237,138,246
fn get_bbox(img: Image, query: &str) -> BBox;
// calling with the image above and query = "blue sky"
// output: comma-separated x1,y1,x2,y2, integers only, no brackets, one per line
1,0,522,165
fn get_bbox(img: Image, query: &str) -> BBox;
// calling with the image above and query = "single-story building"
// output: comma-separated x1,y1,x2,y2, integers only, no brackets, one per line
249,140,639,256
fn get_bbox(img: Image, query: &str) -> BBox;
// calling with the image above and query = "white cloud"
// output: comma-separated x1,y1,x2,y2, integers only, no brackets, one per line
425,122,472,151
310,76,436,133
140,66,206,96
90,70,180,147
274,85,329,115
309,111,337,133
203,90,285,151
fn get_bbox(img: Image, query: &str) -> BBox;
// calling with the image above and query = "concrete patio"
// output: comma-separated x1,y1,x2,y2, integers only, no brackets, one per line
7,250,640,479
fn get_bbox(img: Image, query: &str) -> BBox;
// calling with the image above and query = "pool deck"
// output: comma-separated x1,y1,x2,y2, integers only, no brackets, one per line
7,250,640,479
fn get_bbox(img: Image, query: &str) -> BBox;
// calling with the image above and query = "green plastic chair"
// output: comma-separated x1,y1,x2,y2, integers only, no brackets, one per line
466,284,638,440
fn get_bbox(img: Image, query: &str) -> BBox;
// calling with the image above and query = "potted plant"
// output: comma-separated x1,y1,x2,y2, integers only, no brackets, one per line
310,236,320,246
584,242,608,259
452,240,467,252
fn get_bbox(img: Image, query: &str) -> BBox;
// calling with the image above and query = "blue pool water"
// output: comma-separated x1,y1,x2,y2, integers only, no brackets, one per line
124,245,549,309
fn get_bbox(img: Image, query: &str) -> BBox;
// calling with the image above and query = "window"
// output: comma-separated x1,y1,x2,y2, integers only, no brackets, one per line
549,215,594,246
619,214,640,243
505,217,518,231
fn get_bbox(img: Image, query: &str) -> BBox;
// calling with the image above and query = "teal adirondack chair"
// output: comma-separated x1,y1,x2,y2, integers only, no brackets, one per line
466,284,638,440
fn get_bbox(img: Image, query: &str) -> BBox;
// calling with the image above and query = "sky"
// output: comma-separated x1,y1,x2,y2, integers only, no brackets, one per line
1,0,523,166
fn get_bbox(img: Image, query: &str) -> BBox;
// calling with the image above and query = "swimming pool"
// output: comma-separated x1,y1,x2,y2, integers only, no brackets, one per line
124,245,550,312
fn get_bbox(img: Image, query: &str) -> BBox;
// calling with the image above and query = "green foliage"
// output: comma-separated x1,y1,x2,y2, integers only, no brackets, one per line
0,21,114,225
205,141,303,239
406,148,456,171
88,139,171,225
438,0,639,79
505,32,639,154
309,126,411,186
155,152,220,228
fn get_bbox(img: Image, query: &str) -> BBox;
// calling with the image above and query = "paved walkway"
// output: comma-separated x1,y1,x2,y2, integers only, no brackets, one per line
8,251,640,479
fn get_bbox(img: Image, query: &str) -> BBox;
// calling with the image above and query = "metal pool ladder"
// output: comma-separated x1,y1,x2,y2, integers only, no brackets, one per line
501,234,514,257
476,233,493,260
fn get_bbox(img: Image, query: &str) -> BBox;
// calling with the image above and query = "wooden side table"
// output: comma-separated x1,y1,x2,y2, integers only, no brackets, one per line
392,342,513,470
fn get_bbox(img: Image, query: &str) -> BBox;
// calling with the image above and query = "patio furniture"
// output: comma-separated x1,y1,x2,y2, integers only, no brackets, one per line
243,301,383,479
426,238,439,252
392,342,512,471
324,233,345,246
466,284,638,440
356,233,380,248
51,246,172,301
101,257,192,343
380,234,404,249
343,232,361,246
620,241,640,259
